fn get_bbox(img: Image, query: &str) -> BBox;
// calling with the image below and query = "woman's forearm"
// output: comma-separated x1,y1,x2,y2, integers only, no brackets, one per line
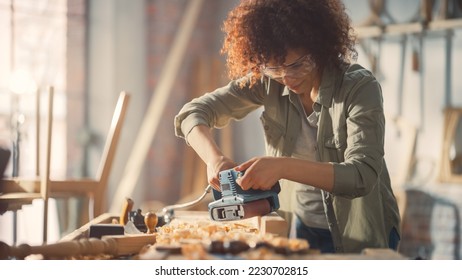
235,156,334,192
281,157,334,192
187,125,238,189
186,125,224,165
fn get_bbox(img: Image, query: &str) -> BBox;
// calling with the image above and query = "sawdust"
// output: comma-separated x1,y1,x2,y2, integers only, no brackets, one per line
137,218,310,260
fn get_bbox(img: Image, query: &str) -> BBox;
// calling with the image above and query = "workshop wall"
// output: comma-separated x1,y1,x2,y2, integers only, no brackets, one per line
344,0,462,259
143,0,239,205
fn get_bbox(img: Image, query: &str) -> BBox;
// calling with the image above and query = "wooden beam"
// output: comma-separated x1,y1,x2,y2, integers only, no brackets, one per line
354,18,462,38
109,0,204,213
41,86,53,244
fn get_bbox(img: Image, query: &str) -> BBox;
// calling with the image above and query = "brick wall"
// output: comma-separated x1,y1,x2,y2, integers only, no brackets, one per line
144,0,237,204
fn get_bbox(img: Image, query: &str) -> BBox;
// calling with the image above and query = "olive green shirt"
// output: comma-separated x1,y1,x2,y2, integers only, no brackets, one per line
174,63,401,253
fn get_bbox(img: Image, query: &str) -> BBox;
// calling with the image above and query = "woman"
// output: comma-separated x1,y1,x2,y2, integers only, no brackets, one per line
174,0,400,253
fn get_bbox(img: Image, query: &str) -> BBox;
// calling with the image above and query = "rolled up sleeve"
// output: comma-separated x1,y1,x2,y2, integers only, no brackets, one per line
331,78,385,198
174,78,265,143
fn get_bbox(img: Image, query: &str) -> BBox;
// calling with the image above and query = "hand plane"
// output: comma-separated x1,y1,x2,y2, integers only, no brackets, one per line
208,169,280,221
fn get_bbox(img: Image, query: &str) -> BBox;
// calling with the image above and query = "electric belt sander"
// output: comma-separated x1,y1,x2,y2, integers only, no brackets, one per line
208,169,280,221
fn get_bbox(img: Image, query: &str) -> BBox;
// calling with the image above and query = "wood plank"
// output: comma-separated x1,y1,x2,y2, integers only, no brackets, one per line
103,234,156,256
360,248,407,260
0,193,43,210
0,179,99,195
168,210,288,237
260,212,288,236
0,178,39,193
59,212,116,242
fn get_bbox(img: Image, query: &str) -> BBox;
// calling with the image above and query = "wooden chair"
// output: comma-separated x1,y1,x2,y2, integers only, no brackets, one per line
0,87,54,243
0,91,130,228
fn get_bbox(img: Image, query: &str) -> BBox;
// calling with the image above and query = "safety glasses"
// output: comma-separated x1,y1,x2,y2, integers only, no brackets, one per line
260,54,315,80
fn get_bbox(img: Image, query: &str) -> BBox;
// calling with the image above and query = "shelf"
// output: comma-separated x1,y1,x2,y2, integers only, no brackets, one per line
354,18,462,38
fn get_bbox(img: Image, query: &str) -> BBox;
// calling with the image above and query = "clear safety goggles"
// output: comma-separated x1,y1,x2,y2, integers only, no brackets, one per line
260,54,315,80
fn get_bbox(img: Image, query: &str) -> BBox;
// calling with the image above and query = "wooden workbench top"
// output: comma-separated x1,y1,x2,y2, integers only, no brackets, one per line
54,211,406,260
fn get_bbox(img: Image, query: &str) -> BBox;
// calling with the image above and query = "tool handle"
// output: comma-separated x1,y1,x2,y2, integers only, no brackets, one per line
120,197,134,225
144,212,158,234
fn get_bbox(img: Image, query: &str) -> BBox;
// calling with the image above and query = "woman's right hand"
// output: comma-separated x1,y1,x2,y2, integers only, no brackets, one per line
207,156,237,191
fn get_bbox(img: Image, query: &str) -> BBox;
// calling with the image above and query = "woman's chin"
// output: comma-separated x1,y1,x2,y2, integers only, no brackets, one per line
278,77,308,93
288,83,303,93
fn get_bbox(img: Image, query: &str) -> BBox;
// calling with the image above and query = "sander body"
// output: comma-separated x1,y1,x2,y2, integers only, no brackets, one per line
208,169,280,221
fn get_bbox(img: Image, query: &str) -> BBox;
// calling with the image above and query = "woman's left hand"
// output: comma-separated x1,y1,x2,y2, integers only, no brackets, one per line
234,156,282,191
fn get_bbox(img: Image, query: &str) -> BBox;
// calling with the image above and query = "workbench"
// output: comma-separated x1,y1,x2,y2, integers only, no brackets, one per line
1,211,407,260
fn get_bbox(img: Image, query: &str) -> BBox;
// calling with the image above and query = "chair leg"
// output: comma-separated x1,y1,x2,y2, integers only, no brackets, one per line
92,188,106,219
41,86,54,244
77,197,90,227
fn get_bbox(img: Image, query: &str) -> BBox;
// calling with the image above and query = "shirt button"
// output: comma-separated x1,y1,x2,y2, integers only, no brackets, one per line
264,125,269,130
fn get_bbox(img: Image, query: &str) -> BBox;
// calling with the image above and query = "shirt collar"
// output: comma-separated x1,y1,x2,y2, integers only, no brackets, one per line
316,64,344,108
281,86,291,97
280,63,345,108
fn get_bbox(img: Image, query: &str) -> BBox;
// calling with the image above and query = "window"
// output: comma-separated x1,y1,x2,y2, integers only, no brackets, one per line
0,0,77,178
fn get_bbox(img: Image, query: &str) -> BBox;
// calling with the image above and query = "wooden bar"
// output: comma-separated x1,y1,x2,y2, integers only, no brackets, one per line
354,18,462,38
0,234,156,260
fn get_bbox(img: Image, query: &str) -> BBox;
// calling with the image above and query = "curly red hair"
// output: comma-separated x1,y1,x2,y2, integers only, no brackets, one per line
221,0,357,86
